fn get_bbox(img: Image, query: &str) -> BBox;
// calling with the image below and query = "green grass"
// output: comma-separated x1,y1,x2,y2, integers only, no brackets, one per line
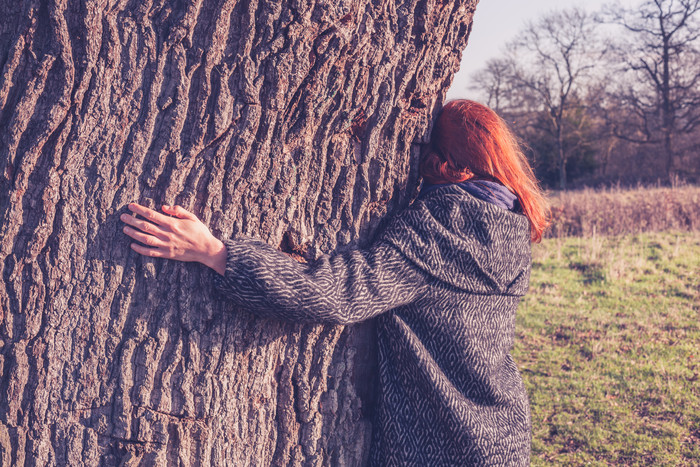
515,231,700,466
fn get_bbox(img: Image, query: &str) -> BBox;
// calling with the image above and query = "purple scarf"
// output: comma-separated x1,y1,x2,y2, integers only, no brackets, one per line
420,180,520,211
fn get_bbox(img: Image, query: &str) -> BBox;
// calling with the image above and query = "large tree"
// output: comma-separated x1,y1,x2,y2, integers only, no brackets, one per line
0,0,477,464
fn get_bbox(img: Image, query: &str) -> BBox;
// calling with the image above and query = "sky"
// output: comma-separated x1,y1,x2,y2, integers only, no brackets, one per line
446,0,610,101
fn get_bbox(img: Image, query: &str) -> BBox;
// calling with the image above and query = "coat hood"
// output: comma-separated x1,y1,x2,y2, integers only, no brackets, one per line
379,184,531,296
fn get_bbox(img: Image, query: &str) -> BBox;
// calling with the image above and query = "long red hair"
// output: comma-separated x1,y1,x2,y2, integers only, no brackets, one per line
421,100,550,242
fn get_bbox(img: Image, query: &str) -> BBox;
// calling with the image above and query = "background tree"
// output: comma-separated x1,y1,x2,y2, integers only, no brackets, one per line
469,8,606,189
506,8,604,190
0,0,477,464
468,1,700,188
470,58,512,112
603,0,700,180
522,99,600,187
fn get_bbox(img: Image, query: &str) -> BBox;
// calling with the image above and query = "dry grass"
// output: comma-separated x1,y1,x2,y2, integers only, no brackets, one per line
545,184,700,238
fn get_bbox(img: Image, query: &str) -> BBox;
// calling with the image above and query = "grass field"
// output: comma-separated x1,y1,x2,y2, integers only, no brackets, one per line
516,231,700,466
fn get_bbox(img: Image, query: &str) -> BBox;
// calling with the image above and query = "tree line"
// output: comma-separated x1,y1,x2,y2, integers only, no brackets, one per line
470,0,700,189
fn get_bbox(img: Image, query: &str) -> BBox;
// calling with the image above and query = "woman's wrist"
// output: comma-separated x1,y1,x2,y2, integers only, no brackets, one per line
204,238,227,276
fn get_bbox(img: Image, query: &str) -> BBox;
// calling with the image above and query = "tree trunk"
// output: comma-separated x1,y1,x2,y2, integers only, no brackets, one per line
0,0,476,464
661,34,675,180
557,123,567,190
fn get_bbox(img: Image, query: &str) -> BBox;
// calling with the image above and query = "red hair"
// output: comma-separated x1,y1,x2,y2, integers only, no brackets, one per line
421,100,550,242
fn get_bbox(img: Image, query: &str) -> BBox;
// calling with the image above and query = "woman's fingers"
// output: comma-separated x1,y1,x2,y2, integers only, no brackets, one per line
130,242,166,257
123,225,166,248
128,203,171,226
121,201,218,266
162,204,198,220
120,213,168,240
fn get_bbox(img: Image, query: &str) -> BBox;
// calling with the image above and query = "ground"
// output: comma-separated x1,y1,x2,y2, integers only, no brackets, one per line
517,231,700,466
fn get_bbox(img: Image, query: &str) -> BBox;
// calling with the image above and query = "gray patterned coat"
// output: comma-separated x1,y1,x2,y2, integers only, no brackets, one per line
213,184,532,466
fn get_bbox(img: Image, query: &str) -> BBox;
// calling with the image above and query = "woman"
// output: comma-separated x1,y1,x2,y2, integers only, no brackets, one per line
121,99,549,466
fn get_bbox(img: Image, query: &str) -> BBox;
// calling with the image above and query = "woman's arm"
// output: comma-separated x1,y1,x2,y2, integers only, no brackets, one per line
212,236,428,324
121,203,428,324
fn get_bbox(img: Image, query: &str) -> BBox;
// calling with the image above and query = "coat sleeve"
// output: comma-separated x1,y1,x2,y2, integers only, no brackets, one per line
211,236,429,325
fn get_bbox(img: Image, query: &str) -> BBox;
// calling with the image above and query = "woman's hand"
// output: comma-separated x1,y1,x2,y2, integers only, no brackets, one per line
120,203,227,275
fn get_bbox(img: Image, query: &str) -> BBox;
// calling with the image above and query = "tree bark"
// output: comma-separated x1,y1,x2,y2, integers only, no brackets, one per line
0,0,476,465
